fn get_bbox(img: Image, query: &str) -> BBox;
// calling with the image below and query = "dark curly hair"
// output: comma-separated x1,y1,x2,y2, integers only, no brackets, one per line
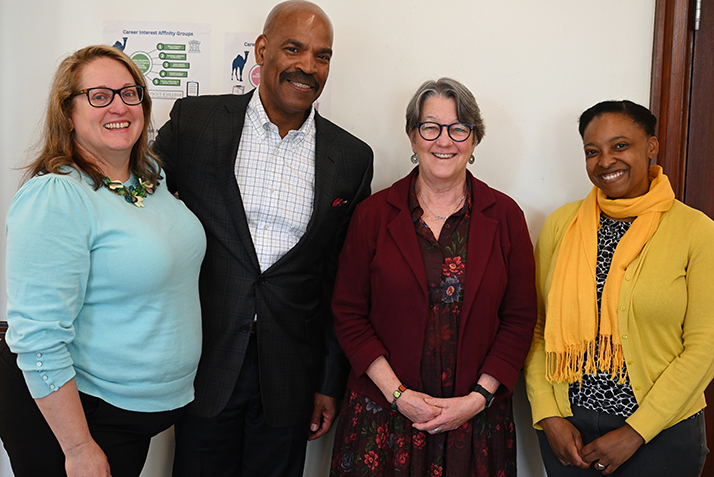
578,100,657,138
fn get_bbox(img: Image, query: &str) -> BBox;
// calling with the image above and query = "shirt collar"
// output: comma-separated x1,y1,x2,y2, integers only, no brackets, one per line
246,86,316,144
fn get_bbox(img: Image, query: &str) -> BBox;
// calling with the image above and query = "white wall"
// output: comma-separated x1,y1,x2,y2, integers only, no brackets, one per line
0,0,655,475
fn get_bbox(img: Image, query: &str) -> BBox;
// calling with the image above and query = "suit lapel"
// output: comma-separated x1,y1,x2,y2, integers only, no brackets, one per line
387,173,429,296
310,113,339,232
460,175,498,323
214,92,260,270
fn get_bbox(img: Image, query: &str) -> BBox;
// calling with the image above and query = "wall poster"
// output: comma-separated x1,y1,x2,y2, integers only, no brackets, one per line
104,21,211,134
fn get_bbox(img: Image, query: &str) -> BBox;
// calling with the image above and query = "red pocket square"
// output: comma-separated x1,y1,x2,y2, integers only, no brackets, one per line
332,198,348,207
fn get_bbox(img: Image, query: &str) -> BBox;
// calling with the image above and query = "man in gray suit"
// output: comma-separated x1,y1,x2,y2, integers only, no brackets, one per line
153,2,373,475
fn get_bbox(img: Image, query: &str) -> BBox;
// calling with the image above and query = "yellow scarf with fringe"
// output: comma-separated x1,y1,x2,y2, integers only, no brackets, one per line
544,166,674,384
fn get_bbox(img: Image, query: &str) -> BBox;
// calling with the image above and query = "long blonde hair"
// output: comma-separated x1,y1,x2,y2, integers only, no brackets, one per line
24,45,161,189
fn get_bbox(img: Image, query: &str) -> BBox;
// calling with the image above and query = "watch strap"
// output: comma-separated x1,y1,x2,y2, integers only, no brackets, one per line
471,383,495,408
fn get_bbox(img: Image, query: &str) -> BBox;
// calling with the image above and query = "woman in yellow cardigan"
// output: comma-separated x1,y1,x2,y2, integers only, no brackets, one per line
524,100,714,476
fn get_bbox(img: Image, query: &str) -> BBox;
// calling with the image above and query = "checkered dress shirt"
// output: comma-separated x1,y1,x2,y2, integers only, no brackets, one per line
235,89,316,272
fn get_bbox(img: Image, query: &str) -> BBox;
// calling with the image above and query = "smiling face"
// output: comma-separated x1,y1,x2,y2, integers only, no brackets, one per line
410,95,476,187
69,57,144,166
254,4,333,127
583,112,659,199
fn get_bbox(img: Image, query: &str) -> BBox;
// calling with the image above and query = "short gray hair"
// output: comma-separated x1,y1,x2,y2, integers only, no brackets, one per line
405,77,485,144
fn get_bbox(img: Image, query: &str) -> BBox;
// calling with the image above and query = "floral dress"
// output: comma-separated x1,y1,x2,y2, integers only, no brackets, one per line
331,176,517,477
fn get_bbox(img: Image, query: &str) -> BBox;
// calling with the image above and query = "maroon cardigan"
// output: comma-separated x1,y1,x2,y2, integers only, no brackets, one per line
332,169,537,409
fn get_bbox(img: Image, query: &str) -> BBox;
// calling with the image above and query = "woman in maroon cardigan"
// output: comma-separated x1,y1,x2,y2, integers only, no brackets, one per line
330,78,537,476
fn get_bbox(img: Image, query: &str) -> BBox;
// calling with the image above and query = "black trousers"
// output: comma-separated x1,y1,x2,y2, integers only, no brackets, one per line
172,333,310,477
0,339,184,477
537,405,708,477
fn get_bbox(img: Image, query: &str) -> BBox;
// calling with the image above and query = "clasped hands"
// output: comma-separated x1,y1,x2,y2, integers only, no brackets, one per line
540,416,644,475
397,389,486,435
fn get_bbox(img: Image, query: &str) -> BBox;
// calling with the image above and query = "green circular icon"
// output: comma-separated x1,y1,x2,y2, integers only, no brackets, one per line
160,71,166,77
153,78,160,85
157,43,164,50
163,61,170,68
159,52,166,59
131,52,151,74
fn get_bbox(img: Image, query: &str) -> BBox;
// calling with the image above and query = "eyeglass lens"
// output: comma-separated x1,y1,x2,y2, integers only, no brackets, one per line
87,86,143,107
418,122,472,142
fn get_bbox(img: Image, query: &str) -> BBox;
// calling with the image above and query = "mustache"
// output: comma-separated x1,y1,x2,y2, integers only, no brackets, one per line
280,71,318,88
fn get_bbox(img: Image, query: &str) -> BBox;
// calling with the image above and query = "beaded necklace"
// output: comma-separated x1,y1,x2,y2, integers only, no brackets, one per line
102,172,157,207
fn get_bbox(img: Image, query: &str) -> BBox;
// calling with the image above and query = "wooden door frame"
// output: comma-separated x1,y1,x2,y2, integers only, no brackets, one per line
650,1,713,475
649,0,695,198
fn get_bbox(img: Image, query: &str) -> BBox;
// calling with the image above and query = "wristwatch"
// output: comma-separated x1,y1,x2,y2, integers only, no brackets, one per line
471,383,495,408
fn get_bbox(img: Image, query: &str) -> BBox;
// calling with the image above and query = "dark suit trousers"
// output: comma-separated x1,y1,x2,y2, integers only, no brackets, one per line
173,333,311,477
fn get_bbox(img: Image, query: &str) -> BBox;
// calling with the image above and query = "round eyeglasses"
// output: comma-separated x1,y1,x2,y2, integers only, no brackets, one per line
416,122,474,142
73,85,145,108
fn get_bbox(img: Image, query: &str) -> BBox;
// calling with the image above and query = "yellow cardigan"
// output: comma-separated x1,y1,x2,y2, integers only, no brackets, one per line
524,199,714,443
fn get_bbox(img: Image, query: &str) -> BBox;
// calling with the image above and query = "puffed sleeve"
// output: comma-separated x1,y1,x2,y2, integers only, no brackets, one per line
5,173,94,398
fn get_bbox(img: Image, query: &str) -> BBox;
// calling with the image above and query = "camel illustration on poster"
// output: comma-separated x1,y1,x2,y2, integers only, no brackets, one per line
231,51,250,82
112,37,128,51
224,32,259,96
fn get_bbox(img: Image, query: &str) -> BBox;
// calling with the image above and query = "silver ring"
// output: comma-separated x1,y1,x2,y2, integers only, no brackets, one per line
595,462,606,471
433,427,440,433
564,462,570,467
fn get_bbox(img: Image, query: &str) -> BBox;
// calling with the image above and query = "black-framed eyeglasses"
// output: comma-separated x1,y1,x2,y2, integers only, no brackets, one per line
73,85,145,108
416,122,474,142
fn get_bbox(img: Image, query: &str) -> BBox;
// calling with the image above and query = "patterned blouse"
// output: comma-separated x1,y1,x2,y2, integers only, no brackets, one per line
569,214,638,417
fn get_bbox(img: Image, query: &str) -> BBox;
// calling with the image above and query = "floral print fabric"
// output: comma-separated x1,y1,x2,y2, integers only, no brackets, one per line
332,391,515,476
331,175,516,476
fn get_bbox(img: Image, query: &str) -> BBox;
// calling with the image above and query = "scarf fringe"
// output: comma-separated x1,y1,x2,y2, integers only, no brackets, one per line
545,335,628,385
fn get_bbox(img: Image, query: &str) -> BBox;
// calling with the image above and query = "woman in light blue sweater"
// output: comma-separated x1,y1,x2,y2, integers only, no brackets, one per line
0,45,206,477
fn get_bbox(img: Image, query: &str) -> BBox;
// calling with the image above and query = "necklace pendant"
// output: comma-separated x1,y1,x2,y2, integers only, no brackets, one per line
418,190,466,222
102,172,158,208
